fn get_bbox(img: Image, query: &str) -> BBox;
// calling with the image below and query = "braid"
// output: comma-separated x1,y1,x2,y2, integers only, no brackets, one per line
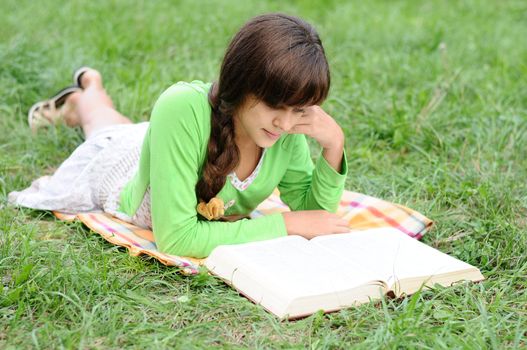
195,86,240,202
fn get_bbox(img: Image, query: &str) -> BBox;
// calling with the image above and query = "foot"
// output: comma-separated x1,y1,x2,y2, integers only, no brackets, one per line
28,86,82,133
78,68,103,89
62,91,82,127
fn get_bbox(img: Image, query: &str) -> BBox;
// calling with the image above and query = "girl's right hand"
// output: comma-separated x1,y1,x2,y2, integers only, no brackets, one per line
282,210,350,239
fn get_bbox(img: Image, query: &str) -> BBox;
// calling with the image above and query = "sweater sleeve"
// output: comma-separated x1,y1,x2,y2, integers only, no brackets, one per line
149,85,286,258
277,134,348,213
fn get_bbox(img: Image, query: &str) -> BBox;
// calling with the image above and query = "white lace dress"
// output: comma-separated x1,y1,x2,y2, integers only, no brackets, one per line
8,122,152,228
8,121,266,229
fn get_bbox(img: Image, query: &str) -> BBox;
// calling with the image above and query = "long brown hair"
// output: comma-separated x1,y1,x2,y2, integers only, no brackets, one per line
196,13,330,203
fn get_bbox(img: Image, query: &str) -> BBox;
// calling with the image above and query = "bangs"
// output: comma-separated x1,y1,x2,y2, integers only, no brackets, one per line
251,47,330,108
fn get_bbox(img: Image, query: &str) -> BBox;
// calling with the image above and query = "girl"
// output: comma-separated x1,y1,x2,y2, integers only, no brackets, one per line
9,13,350,258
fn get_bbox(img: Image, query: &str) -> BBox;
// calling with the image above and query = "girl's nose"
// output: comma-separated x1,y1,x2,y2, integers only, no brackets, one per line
273,111,295,132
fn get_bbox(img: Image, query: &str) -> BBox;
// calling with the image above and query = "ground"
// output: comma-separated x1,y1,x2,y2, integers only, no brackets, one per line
1,0,526,348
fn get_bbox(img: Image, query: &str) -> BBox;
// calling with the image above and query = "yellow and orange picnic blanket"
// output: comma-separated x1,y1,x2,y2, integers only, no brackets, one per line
54,190,433,275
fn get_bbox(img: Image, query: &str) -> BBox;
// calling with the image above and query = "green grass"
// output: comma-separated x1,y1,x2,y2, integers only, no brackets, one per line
1,0,526,348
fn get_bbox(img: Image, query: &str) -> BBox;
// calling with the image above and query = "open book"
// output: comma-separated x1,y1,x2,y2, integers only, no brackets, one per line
205,228,484,319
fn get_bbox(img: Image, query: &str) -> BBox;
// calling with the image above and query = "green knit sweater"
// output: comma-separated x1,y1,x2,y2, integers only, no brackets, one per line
119,81,348,258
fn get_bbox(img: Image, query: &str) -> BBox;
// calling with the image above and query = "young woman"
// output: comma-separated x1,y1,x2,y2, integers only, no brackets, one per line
9,13,350,258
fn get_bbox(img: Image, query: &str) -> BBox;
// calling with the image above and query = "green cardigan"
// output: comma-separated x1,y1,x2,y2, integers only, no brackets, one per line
119,81,348,258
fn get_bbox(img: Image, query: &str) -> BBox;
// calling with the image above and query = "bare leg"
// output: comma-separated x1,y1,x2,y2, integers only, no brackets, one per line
63,69,132,139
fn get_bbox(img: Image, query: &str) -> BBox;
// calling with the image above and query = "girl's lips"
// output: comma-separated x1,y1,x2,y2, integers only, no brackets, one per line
264,129,281,140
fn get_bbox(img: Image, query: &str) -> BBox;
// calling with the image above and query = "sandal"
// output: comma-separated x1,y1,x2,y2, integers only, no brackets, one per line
28,85,81,133
72,66,92,89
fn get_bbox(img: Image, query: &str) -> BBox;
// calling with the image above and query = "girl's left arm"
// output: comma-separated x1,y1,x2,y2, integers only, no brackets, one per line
277,133,348,214
277,106,348,213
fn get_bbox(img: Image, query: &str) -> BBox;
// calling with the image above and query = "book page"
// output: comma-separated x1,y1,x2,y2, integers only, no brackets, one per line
207,235,381,296
205,235,386,318
312,229,481,290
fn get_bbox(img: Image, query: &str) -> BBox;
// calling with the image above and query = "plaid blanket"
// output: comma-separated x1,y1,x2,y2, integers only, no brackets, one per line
54,190,432,275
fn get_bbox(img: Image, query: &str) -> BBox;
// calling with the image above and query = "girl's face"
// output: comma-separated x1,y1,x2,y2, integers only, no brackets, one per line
234,95,307,148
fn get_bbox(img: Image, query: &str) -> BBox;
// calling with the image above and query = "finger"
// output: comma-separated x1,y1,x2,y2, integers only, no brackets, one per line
291,120,314,126
299,112,316,120
288,124,313,135
291,116,315,127
304,105,321,115
332,225,352,234
336,219,350,227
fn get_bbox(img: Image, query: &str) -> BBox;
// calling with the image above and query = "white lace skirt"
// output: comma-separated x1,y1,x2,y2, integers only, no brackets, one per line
8,122,152,227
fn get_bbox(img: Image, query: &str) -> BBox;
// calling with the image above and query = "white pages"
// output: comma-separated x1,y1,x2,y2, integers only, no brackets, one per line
205,228,484,319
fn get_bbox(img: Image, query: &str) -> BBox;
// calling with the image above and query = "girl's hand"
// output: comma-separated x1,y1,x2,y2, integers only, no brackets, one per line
289,106,345,173
289,106,344,151
282,210,350,239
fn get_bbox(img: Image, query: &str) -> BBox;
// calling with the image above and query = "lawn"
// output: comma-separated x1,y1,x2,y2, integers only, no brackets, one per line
1,0,526,348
